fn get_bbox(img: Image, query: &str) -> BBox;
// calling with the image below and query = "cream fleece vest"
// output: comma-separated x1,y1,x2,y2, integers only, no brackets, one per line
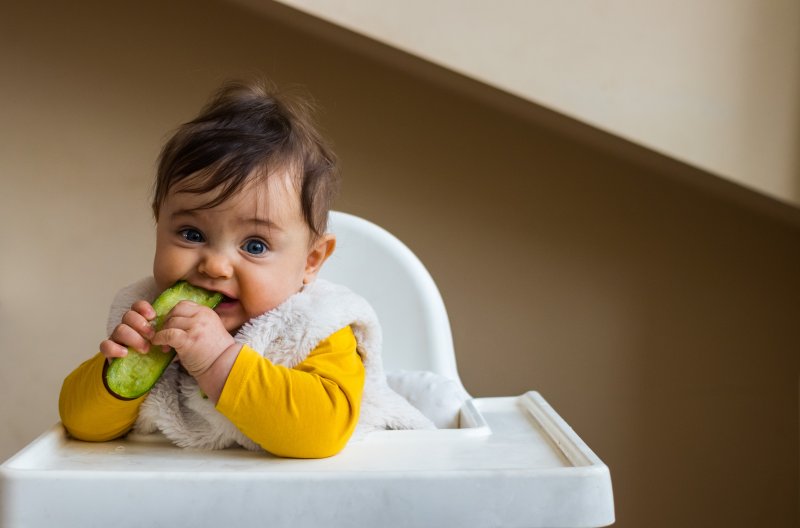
106,277,435,451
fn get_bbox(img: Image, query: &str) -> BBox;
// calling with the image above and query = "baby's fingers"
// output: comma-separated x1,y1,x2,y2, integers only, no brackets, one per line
151,327,188,352
100,338,128,359
130,300,157,320
110,323,151,354
121,309,155,340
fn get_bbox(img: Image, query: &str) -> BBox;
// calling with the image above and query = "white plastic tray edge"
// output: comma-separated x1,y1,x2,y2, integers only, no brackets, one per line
520,391,602,468
1,393,615,528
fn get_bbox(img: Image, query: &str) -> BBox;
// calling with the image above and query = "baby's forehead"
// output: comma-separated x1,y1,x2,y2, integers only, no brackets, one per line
165,170,306,224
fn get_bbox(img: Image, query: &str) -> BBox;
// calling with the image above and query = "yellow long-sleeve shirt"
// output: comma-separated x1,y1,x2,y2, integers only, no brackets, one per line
59,326,364,458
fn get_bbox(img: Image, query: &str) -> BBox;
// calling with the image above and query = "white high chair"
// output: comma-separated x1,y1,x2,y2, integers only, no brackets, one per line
0,211,615,528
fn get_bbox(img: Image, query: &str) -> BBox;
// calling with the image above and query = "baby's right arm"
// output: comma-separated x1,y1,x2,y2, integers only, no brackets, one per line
58,301,153,442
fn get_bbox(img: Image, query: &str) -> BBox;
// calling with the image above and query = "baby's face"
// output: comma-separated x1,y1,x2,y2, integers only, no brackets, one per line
153,171,333,333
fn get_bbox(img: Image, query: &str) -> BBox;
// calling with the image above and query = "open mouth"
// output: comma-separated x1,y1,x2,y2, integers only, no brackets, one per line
216,295,238,308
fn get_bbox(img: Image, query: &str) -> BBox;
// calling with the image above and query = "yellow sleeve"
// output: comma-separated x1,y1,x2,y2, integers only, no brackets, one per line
58,353,146,442
216,326,365,458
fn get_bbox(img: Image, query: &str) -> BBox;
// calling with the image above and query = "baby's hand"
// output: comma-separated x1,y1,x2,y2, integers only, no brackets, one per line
151,301,236,379
99,301,158,360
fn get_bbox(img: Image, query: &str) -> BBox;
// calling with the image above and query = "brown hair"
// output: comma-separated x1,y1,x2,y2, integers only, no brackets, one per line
152,79,339,238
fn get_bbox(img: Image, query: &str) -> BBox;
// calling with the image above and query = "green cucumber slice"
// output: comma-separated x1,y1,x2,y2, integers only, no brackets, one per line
104,281,223,399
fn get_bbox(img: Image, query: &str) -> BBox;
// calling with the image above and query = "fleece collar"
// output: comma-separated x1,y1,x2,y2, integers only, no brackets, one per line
107,277,434,451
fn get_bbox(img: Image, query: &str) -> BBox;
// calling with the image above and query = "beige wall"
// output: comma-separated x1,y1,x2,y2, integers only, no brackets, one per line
1,2,798,527
255,0,800,209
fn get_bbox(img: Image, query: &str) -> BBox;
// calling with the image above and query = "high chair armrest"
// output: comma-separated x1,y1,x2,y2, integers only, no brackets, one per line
386,369,470,429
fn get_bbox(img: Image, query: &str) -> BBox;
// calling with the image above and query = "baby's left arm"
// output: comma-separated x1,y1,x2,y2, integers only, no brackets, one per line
216,326,364,458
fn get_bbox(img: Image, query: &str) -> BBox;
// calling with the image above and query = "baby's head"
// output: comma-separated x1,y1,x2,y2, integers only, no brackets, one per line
150,79,340,332
152,79,339,240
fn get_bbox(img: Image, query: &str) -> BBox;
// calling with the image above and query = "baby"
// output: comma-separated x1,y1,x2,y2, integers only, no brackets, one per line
59,79,433,458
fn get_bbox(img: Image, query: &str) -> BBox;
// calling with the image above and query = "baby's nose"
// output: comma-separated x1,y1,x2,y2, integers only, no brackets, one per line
199,251,234,278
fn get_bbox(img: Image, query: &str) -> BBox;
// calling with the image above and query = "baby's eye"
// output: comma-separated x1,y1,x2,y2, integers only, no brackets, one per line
242,239,268,255
180,228,204,243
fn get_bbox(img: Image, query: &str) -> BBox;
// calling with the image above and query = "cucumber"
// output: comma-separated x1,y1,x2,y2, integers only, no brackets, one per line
104,281,223,399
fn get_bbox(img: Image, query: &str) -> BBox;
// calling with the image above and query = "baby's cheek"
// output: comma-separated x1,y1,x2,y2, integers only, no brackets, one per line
152,247,187,290
242,294,281,321
152,264,176,292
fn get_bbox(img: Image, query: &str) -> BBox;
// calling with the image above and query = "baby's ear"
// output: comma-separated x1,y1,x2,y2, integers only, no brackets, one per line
303,234,336,284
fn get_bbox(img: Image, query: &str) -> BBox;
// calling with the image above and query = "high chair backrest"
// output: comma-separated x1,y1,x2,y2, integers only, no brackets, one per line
320,211,461,384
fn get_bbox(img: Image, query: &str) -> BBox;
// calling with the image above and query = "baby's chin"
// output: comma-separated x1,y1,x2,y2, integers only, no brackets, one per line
213,303,246,333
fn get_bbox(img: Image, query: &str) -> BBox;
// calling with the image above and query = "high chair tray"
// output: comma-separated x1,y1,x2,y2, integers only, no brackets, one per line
1,392,614,528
